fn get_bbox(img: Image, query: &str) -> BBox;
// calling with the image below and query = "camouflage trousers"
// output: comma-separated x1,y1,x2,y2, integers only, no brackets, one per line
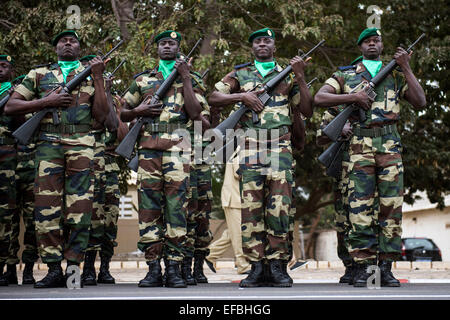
34,141,94,264
239,138,293,262
137,148,190,262
348,136,403,264
185,163,213,257
0,144,16,264
8,144,38,265
101,154,121,258
86,137,106,252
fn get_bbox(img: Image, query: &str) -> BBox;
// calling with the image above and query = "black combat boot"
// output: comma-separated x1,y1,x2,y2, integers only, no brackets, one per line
193,251,208,283
97,254,115,284
22,262,36,285
0,262,7,286
379,260,400,287
266,259,292,287
164,259,187,288
339,262,355,284
352,262,372,287
81,250,97,286
281,260,293,285
3,264,18,285
138,260,163,287
34,262,65,288
239,261,266,288
181,256,197,286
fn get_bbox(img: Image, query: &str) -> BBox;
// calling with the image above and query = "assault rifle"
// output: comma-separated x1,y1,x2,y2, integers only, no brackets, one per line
212,76,319,163
115,38,202,160
322,33,425,142
212,40,325,142
12,39,124,145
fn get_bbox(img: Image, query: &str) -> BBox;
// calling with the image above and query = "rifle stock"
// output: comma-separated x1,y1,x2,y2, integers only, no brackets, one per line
128,154,139,172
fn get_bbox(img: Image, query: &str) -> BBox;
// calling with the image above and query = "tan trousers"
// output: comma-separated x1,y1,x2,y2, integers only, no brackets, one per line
207,207,250,274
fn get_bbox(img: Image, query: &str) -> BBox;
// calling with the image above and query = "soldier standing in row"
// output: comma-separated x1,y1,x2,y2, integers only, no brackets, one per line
120,30,210,288
314,28,426,287
6,73,39,285
5,30,111,288
0,54,19,286
208,28,313,287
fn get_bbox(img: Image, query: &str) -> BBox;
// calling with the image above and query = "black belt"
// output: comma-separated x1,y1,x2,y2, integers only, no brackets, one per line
353,124,398,138
244,126,290,140
40,124,91,134
144,123,187,134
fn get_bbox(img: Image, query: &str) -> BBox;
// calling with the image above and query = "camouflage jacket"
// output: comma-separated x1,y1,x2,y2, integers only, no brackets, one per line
0,84,15,141
324,61,408,129
15,62,97,147
124,66,209,152
214,61,301,130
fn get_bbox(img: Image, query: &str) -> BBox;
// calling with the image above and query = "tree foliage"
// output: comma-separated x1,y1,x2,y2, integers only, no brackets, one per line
1,0,448,222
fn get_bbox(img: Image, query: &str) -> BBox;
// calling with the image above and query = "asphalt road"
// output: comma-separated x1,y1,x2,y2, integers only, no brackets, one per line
1,282,450,300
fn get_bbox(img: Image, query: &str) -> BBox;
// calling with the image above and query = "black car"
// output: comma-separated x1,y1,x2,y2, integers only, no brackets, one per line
401,237,442,261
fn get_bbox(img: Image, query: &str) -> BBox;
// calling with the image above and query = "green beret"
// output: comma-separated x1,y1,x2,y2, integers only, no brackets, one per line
80,55,96,62
52,30,80,46
357,28,381,45
154,30,182,44
248,28,275,43
0,55,14,65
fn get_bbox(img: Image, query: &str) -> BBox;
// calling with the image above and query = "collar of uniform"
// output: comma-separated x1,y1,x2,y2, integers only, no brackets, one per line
355,60,384,74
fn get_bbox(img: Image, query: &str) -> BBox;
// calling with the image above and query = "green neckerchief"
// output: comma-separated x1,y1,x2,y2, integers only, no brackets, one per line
362,59,382,78
158,59,176,80
254,60,276,78
58,60,80,83
0,82,12,96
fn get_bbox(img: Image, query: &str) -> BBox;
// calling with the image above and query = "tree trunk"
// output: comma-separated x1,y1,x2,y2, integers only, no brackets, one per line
304,210,321,259
111,0,135,41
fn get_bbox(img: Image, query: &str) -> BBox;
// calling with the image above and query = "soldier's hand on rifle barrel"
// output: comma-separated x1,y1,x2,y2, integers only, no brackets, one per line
341,122,353,140
353,89,373,111
44,87,73,108
174,58,191,80
290,56,311,78
241,89,265,112
90,56,107,78
394,47,411,69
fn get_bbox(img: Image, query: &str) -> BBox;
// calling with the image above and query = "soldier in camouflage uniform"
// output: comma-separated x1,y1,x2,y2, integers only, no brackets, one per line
79,55,119,286
5,30,111,288
183,129,214,285
314,28,426,287
120,30,210,288
97,92,129,284
7,108,39,285
0,54,18,286
208,28,313,287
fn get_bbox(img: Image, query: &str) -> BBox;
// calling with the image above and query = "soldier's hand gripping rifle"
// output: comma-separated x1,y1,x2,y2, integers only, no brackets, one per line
213,76,320,163
115,38,202,160
322,33,426,142
212,40,325,143
12,40,124,145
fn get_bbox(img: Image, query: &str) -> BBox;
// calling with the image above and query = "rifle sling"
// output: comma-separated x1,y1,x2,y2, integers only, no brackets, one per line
40,123,91,134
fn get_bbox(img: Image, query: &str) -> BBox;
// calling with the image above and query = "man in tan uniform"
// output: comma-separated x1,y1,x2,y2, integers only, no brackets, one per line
207,151,250,274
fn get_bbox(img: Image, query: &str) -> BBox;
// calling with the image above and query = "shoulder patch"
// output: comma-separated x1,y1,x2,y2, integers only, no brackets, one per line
234,62,252,70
